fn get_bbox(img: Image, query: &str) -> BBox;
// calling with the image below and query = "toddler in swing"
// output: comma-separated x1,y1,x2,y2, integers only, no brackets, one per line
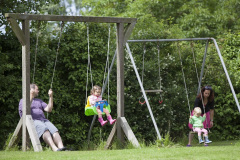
189,107,212,144
89,85,116,126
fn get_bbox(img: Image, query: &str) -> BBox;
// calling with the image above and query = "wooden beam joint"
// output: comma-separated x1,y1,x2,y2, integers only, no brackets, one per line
7,18,26,45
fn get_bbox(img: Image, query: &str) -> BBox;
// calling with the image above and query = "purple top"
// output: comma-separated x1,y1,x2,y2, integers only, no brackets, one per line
19,98,48,121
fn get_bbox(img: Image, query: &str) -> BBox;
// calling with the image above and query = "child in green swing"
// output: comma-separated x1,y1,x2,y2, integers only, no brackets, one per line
189,107,212,144
88,85,116,126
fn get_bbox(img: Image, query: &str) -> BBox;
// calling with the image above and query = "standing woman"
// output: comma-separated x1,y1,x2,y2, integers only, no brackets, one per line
187,86,215,146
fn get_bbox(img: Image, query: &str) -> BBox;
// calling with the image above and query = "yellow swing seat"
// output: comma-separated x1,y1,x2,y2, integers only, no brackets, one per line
85,96,111,116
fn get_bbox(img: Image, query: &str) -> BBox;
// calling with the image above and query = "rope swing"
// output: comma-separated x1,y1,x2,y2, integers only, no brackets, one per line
32,21,41,83
139,43,164,105
176,42,191,115
85,23,93,106
50,21,64,89
31,21,64,88
102,24,111,103
84,24,111,116
48,21,64,119
190,42,206,114
157,44,163,104
86,24,114,145
139,43,146,105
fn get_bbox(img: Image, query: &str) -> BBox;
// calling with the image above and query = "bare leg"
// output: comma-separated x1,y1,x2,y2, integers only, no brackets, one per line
103,108,110,116
96,108,103,118
203,129,208,145
52,132,64,149
187,133,194,145
96,108,107,126
42,130,58,151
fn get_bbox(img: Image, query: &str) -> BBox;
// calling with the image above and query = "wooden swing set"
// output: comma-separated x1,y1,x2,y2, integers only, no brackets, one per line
5,13,137,152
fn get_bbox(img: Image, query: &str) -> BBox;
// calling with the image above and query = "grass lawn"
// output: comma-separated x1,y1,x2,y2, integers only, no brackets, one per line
0,140,239,160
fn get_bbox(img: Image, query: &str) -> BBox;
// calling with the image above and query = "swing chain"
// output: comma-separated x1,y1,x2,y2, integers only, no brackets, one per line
50,21,64,89
139,43,146,105
142,43,146,86
177,42,191,115
157,43,163,104
190,42,206,114
190,42,210,132
85,23,93,106
102,24,111,103
32,21,41,83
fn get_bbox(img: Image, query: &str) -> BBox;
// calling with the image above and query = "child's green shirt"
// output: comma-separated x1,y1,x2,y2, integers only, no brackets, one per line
189,115,206,128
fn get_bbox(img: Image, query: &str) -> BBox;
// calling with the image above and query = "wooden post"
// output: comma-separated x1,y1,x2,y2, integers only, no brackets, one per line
7,117,22,149
117,23,125,144
105,22,138,149
22,19,31,151
119,117,139,147
26,115,42,151
104,123,117,149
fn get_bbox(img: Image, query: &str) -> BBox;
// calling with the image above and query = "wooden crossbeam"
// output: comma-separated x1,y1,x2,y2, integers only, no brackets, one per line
7,18,26,45
141,89,163,93
5,13,137,23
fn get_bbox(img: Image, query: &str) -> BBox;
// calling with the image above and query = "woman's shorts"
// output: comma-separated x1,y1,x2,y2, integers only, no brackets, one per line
33,120,58,138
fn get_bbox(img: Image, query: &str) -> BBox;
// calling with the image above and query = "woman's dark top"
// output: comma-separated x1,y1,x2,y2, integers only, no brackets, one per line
194,97,214,113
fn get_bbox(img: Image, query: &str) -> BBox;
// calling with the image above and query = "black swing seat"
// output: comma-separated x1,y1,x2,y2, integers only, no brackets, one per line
140,89,163,93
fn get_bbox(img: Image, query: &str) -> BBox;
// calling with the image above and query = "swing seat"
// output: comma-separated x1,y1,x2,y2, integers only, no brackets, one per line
189,129,211,134
141,89,163,93
85,97,111,116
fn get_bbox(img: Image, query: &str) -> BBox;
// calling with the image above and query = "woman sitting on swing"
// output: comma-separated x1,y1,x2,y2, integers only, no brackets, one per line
187,85,215,147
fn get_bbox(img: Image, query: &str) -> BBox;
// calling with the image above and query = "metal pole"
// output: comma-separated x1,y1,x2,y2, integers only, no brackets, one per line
128,38,212,43
126,43,161,140
211,38,240,112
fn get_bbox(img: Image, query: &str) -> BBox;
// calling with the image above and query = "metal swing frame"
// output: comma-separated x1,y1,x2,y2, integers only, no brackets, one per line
127,38,240,111
126,38,240,141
